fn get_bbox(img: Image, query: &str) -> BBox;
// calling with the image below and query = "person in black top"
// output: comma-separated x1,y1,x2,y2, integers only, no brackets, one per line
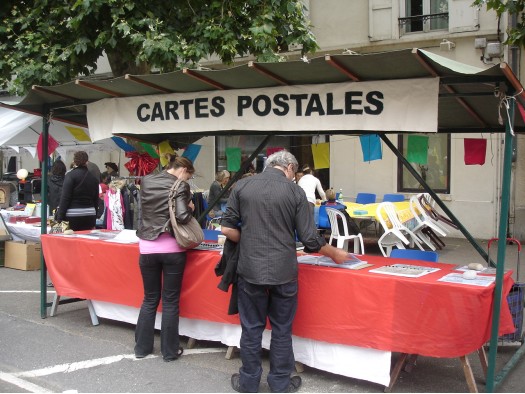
47,159,66,216
221,150,348,393
56,151,100,231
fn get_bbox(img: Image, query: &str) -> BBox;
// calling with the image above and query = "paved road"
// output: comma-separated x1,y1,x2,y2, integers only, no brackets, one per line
1,237,524,392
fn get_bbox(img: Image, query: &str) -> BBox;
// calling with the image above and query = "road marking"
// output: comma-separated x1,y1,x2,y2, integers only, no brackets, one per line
14,348,226,378
0,371,53,393
1,348,226,392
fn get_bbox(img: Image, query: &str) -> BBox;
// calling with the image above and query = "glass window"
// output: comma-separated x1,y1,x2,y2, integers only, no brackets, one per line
397,134,450,194
402,0,448,34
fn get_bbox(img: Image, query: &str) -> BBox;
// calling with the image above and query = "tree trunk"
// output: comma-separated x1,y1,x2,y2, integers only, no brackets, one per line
106,51,151,77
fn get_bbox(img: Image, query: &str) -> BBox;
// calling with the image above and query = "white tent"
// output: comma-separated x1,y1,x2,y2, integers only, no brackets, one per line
0,107,118,159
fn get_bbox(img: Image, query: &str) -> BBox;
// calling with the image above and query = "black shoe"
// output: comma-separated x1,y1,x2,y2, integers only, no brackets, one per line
163,346,184,362
231,373,242,393
285,376,302,393
134,353,148,359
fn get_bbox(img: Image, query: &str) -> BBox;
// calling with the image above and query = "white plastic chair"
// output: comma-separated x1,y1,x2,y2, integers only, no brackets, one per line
409,194,447,250
376,202,425,257
325,207,365,254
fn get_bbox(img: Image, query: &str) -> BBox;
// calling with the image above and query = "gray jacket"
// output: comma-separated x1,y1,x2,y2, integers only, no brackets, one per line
137,171,193,241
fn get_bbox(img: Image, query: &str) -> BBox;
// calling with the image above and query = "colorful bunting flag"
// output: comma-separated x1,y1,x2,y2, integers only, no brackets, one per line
139,142,160,158
464,138,487,165
267,147,284,157
359,134,382,162
311,143,330,169
182,144,202,163
111,137,136,152
407,135,429,165
65,126,91,142
158,140,175,167
37,133,59,161
226,147,242,172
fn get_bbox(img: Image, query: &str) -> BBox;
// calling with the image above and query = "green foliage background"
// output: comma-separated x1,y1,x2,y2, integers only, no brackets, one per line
0,0,318,95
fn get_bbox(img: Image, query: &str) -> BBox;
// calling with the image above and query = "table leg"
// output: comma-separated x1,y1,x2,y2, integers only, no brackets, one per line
49,294,60,317
477,347,488,378
187,337,197,349
225,346,236,359
460,355,479,393
403,354,418,372
385,353,409,393
86,300,100,326
295,361,304,373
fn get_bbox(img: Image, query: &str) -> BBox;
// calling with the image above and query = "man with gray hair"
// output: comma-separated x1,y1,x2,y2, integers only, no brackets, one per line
221,150,348,393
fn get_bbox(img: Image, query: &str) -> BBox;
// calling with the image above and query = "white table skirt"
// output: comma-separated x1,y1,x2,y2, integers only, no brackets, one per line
91,300,391,387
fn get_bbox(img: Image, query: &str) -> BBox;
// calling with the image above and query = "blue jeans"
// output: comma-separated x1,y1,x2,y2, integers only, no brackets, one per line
135,252,186,360
237,276,298,393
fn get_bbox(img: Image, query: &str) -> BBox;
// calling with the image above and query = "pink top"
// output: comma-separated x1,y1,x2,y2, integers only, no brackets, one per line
139,232,187,254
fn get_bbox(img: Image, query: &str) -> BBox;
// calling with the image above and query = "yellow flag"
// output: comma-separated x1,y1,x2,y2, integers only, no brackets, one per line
158,140,174,167
311,142,330,169
65,126,91,142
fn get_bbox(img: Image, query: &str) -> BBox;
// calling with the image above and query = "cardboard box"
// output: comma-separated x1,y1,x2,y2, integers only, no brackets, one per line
4,241,41,271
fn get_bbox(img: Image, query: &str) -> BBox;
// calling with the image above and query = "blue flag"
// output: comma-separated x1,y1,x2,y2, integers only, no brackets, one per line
359,134,382,162
111,137,136,152
182,144,202,163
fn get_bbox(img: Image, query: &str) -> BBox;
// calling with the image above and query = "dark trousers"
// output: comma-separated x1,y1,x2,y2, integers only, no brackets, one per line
66,215,96,231
135,252,186,360
237,276,298,393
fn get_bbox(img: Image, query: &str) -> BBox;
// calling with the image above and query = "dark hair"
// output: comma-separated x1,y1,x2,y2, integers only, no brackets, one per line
165,153,195,174
301,164,312,174
73,151,89,167
51,160,66,177
104,162,119,173
100,171,111,183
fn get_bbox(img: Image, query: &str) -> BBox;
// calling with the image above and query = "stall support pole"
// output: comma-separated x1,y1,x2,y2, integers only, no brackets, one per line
40,109,50,319
197,135,272,224
379,134,492,264
486,105,515,392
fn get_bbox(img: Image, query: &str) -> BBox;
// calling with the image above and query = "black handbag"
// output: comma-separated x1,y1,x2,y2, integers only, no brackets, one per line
167,178,204,248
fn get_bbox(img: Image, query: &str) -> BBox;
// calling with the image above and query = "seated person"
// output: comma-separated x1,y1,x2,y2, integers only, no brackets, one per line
207,170,231,217
322,188,361,238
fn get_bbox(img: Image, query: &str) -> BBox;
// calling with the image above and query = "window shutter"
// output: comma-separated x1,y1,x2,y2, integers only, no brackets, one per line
449,0,480,33
369,0,396,41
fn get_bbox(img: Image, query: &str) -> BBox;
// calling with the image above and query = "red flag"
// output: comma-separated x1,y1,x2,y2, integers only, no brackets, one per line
464,138,487,165
518,102,525,123
37,133,60,162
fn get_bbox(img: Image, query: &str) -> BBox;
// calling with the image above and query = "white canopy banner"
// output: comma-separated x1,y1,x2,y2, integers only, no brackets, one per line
87,78,439,141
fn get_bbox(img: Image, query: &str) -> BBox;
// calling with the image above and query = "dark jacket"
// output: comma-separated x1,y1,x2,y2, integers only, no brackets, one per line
56,166,99,221
48,174,64,214
215,238,239,315
137,170,193,241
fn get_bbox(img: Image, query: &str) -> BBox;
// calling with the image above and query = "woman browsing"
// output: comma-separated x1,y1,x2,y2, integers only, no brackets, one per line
134,153,195,362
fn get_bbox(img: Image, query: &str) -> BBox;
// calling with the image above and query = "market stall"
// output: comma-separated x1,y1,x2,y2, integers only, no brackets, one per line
2,48,524,391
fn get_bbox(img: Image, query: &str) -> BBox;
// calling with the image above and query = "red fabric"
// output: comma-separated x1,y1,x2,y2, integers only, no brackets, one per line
42,234,515,358
518,102,525,123
464,138,487,165
37,133,60,161
124,151,159,176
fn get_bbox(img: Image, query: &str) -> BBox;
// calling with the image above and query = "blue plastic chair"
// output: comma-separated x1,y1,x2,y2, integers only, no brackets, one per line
389,248,439,262
383,193,405,202
356,193,376,204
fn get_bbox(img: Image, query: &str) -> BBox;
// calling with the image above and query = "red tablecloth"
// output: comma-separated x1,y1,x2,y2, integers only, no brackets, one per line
42,234,515,358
